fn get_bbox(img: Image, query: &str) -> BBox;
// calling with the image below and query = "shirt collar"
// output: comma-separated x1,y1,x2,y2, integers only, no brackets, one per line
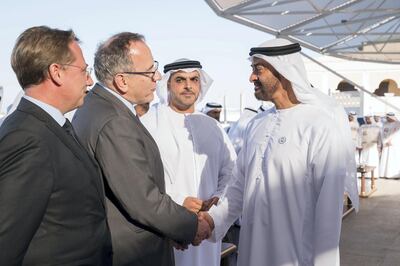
98,83,137,116
23,95,66,126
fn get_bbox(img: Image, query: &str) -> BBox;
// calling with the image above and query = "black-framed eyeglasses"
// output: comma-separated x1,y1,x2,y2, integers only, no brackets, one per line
118,61,159,79
61,63,93,76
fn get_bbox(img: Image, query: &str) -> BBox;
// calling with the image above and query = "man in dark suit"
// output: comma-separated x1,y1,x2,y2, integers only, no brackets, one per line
0,26,112,265
72,32,211,266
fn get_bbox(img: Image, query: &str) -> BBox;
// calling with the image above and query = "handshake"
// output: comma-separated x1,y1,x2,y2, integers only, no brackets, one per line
173,196,217,250
193,211,215,245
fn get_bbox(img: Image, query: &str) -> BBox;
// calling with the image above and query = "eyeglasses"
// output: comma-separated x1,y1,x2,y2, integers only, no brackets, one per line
61,63,93,76
119,61,159,79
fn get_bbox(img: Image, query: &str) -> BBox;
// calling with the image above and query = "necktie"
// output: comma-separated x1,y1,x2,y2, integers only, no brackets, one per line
62,119,80,144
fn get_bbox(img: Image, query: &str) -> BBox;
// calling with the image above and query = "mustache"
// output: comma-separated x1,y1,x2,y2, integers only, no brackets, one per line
180,92,195,96
254,80,262,87
181,88,195,94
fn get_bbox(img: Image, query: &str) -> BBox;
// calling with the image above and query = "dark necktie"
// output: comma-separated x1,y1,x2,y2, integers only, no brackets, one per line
62,119,80,144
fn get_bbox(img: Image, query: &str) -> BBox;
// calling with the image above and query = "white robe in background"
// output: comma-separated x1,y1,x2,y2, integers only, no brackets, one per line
209,104,346,266
379,121,400,178
349,120,360,163
373,120,383,129
359,124,381,178
227,108,258,154
141,103,236,266
228,105,272,154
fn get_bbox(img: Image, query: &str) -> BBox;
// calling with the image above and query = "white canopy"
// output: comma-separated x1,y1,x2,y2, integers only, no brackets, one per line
205,0,400,64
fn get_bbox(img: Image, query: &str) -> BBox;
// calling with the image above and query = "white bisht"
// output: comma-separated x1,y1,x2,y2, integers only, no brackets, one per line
141,59,236,266
380,118,400,178
209,38,358,266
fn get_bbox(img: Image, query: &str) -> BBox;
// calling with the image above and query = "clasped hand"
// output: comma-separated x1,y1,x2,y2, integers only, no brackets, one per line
171,213,214,250
184,196,217,246
173,196,217,250
192,211,214,246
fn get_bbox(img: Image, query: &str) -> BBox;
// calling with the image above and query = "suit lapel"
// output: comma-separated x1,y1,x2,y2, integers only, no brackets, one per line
17,99,106,208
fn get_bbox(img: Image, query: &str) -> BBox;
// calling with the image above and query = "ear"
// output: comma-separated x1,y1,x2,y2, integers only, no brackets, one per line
280,74,291,88
114,74,129,94
48,63,63,86
167,81,171,91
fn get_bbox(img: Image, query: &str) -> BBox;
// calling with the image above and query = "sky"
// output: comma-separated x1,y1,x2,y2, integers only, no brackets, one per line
0,0,275,114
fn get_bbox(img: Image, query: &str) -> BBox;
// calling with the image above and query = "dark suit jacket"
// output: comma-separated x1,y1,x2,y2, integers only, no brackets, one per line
72,84,198,266
0,98,112,266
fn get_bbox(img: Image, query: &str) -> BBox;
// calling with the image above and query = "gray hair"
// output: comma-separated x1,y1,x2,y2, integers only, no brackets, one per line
94,32,145,84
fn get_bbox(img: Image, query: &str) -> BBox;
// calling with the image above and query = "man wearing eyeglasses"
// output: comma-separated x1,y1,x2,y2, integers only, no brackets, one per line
73,33,204,266
0,26,112,265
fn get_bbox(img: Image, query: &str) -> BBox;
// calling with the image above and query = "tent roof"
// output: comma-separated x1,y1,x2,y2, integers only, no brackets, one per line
205,0,400,64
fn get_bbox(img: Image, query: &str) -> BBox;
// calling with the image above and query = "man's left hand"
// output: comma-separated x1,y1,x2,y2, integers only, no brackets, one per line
201,196,219,211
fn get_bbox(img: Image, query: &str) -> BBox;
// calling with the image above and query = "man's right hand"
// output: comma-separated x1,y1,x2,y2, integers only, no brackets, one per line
192,213,212,246
198,211,215,231
183,196,203,213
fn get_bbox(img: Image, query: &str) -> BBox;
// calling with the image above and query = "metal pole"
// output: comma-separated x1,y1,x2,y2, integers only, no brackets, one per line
300,52,400,113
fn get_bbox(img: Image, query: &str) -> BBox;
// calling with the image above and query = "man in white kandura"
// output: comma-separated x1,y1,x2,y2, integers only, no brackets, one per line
359,115,381,178
348,111,360,163
380,112,400,179
373,114,383,128
202,102,223,122
200,39,359,266
141,59,236,266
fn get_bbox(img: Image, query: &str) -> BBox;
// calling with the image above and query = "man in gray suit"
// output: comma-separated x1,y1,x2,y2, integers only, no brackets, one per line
73,32,210,266
0,26,112,265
